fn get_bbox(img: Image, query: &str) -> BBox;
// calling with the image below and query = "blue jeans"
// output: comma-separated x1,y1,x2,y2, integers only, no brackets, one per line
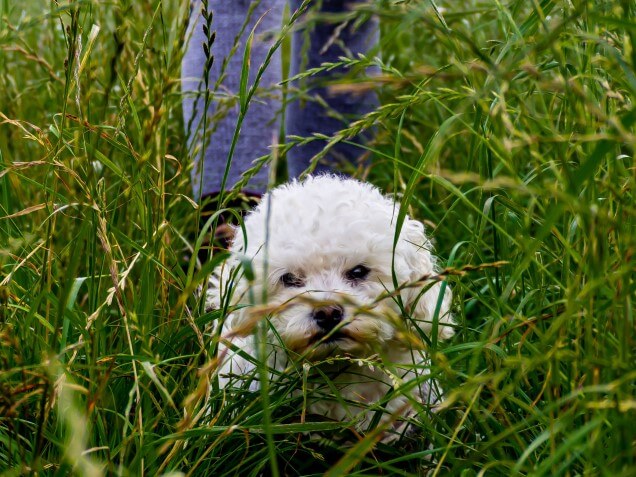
182,0,378,198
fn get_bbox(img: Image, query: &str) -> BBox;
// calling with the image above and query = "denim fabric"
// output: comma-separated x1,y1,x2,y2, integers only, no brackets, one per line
182,0,378,198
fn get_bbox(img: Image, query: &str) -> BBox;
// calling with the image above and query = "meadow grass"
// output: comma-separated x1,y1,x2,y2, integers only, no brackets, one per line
1,0,635,475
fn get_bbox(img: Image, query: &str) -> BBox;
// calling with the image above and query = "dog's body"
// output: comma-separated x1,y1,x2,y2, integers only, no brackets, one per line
207,176,453,438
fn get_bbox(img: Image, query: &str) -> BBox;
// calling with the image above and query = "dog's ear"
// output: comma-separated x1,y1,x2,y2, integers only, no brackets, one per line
205,229,249,312
398,217,454,340
204,259,241,311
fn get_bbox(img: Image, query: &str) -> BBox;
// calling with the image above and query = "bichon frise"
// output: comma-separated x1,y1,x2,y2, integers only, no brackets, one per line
207,175,454,439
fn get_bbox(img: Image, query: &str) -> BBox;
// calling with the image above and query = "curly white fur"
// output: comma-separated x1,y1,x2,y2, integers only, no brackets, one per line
207,175,453,438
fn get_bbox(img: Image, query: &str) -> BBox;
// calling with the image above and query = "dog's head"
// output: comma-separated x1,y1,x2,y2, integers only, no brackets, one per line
210,176,453,360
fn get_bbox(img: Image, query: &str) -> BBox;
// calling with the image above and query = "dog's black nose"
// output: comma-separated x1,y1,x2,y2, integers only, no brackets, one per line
312,305,344,331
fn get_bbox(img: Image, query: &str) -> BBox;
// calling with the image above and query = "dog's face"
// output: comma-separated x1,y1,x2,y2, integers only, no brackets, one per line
212,176,453,361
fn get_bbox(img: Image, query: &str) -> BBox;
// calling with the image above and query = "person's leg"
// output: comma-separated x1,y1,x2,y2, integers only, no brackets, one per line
182,0,286,200
286,0,379,178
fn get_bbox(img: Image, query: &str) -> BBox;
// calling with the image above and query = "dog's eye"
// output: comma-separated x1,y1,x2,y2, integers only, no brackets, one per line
280,272,304,288
345,265,370,282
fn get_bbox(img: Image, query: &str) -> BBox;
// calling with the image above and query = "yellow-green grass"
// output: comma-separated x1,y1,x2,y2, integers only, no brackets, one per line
0,1,634,475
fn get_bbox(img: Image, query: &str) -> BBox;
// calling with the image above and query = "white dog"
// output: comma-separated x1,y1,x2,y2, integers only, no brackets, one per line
207,175,454,439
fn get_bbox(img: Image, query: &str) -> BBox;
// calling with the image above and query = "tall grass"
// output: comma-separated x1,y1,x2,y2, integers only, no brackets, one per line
1,0,634,475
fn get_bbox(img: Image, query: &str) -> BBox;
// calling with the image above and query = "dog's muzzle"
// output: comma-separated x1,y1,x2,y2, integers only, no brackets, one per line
312,304,344,332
